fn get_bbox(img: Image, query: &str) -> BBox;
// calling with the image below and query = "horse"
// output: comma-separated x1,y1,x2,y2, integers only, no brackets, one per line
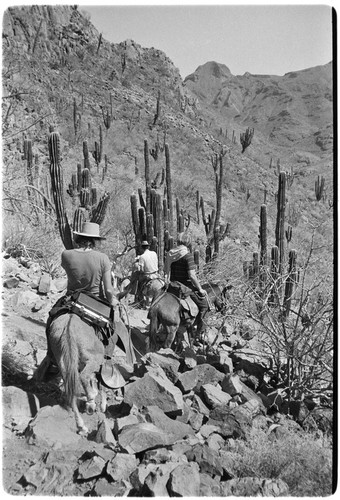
119,274,165,308
148,282,228,352
140,276,165,306
35,313,107,436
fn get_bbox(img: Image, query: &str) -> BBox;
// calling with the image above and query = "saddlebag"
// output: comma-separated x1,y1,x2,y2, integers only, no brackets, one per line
70,292,113,328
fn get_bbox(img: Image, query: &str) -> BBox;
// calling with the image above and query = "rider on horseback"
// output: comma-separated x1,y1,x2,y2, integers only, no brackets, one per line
165,232,208,339
38,222,120,380
117,240,159,306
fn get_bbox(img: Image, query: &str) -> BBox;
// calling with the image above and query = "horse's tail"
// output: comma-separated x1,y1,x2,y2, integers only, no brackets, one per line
61,315,80,406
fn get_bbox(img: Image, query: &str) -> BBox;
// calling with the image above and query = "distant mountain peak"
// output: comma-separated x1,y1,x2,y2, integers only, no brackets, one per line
185,61,232,83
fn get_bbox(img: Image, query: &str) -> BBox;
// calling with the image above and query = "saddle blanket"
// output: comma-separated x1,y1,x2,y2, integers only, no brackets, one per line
180,296,199,317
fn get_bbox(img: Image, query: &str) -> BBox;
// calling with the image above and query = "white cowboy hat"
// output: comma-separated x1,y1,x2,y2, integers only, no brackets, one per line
141,240,150,246
73,222,106,240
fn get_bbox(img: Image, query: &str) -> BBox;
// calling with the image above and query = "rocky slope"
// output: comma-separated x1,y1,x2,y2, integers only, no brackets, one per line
2,251,333,496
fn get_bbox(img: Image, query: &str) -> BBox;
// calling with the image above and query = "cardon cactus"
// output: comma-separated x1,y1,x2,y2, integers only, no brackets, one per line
144,139,151,214
165,144,174,232
91,192,110,225
275,172,286,274
48,130,73,249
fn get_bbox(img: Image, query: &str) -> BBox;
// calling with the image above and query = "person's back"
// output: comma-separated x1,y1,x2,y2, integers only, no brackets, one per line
62,248,111,299
170,252,196,291
139,248,158,275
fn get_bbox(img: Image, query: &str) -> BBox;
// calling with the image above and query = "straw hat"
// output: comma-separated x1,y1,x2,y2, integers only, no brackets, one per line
141,240,149,246
100,361,126,388
73,222,106,240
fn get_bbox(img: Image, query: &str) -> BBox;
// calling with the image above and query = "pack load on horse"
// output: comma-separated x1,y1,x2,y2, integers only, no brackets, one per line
117,240,164,307
34,222,136,435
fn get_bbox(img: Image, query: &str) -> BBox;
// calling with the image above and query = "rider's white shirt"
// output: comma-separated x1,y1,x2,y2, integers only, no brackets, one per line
138,249,158,274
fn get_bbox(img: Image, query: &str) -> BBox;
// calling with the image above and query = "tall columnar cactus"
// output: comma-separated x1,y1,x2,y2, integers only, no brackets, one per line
73,207,84,233
80,168,90,208
91,192,110,225
259,204,267,288
73,97,78,136
259,204,267,267
93,126,103,169
146,214,154,245
285,224,293,244
315,175,325,201
165,143,174,233
275,172,286,274
196,190,200,224
144,140,151,214
155,193,164,272
283,249,298,318
83,141,90,170
48,130,73,249
24,139,34,186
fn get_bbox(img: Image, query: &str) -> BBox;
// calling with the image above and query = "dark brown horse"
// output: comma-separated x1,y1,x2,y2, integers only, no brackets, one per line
148,282,228,351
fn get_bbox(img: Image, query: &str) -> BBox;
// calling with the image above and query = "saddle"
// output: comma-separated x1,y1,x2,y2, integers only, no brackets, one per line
180,296,199,318
148,287,198,321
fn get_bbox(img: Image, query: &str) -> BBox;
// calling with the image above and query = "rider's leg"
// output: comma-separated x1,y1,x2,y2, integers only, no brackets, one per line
190,293,209,340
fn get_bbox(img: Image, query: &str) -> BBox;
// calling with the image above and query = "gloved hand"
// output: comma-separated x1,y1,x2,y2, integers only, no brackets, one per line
197,288,207,297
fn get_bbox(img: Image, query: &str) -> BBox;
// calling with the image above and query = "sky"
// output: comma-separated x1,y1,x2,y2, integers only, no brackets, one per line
77,1,334,79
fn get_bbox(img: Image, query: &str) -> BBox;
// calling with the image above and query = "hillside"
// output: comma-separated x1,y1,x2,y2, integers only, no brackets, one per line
2,5,334,278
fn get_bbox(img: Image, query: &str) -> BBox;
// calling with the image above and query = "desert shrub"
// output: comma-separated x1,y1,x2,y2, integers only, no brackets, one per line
2,214,65,277
228,427,333,496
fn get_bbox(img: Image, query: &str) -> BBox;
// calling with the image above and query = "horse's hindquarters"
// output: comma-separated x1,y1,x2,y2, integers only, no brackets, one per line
48,313,105,434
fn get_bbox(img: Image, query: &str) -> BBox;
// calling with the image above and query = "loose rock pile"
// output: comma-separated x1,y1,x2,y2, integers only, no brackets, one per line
1,250,333,496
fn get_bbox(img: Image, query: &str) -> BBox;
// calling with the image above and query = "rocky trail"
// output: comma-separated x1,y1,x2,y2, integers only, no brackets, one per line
1,249,332,496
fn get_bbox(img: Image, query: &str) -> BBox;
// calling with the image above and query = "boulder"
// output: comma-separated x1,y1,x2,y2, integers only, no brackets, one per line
185,443,223,476
206,432,225,451
201,383,232,408
106,453,139,482
199,423,221,439
2,386,40,431
199,472,222,496
25,405,82,446
124,366,184,415
177,368,199,393
190,363,225,393
220,477,289,496
141,405,194,441
208,406,252,439
38,273,51,294
143,461,185,496
77,455,106,480
191,394,210,416
188,407,204,431
142,350,181,383
3,277,19,289
167,462,200,496
181,345,198,369
92,478,132,496
95,417,116,445
11,289,39,309
129,463,158,492
118,422,181,454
